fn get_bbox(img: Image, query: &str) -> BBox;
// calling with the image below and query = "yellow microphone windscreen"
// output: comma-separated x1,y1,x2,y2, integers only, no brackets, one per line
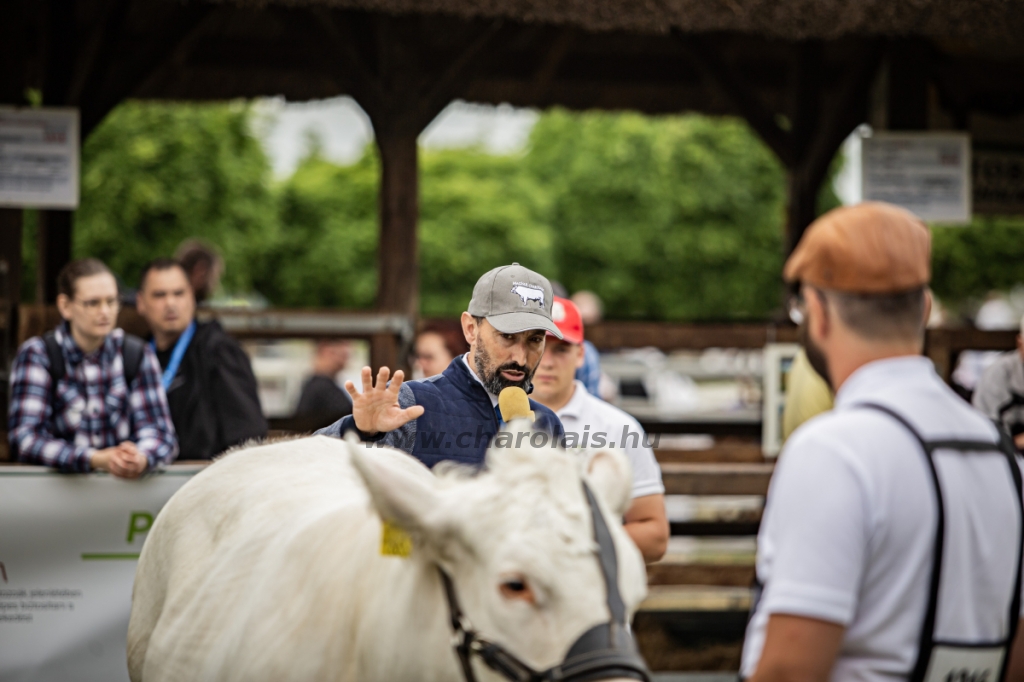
499,387,535,423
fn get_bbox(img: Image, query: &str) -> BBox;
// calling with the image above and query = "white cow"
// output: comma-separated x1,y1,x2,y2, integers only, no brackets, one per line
511,284,545,307
127,428,648,682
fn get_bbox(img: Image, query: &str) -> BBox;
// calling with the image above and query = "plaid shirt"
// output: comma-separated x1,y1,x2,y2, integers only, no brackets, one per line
8,323,178,472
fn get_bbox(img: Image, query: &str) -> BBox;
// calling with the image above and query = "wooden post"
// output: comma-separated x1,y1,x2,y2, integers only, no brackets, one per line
311,12,503,372
376,130,419,317
677,35,883,258
36,210,72,303
887,40,929,131
785,169,822,255
0,209,23,454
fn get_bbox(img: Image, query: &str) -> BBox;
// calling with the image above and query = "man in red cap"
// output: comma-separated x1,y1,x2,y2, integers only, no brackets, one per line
741,202,1024,682
532,296,668,563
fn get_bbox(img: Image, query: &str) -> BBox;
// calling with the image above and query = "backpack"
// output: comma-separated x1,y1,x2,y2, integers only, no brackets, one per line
42,330,147,391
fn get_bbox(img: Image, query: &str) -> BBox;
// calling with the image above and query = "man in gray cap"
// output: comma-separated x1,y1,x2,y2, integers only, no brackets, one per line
317,264,565,469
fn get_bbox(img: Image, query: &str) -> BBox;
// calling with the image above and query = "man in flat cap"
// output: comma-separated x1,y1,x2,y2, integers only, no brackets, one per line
741,203,1024,682
318,263,564,469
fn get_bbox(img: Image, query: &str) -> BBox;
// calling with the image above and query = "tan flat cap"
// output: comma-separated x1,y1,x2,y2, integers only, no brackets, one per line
783,202,931,293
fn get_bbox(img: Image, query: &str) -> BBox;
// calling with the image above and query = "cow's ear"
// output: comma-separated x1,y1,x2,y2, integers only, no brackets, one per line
348,437,449,540
584,448,633,518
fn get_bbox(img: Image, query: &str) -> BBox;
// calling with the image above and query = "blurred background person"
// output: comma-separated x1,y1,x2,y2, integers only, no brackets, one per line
571,290,611,399
532,296,668,563
10,259,176,477
952,291,1019,394
136,258,266,459
294,339,353,430
411,324,467,379
175,239,224,306
973,313,1024,450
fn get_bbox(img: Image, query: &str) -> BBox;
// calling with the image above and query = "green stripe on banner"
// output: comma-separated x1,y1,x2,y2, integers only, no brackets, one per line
81,553,140,560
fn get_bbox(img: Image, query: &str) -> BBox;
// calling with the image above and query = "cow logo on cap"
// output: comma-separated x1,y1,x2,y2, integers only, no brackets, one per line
511,282,545,308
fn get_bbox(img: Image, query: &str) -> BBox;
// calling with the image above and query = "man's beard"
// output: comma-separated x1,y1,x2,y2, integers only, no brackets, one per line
800,323,833,391
473,341,537,396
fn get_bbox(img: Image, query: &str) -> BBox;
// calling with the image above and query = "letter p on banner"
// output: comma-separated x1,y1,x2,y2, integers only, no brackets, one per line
127,511,154,543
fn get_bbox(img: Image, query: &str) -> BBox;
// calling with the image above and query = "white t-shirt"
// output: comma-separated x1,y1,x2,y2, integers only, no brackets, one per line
741,357,1024,682
557,381,665,499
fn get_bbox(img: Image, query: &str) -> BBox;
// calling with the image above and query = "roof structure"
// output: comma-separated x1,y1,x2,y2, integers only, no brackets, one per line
2,0,1024,368
220,0,1024,47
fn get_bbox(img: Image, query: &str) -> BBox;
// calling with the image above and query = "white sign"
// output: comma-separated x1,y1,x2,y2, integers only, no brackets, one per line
0,465,203,682
0,107,80,209
861,132,972,224
762,343,801,459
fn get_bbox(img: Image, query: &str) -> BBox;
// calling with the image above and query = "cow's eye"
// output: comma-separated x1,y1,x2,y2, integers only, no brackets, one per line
499,575,535,603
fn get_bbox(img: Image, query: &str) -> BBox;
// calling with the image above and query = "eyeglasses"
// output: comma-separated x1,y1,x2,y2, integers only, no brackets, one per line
74,296,120,312
787,293,805,326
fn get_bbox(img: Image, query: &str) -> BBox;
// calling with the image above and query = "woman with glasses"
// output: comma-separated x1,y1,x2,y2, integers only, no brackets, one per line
8,258,177,477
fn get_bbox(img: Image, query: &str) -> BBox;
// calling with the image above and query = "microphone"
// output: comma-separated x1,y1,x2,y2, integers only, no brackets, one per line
499,386,535,423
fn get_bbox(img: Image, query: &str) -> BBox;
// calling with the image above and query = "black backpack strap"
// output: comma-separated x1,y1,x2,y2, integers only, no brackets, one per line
121,334,146,388
858,402,1024,682
857,402,946,682
42,331,66,386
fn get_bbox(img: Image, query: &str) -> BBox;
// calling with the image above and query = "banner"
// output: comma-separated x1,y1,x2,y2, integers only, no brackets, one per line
0,465,203,682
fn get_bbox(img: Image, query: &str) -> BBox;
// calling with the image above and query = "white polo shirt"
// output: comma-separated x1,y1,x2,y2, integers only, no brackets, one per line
741,356,1024,682
557,381,665,499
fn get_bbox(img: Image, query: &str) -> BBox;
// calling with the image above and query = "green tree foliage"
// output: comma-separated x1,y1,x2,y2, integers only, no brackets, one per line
529,110,786,320
931,216,1024,307
254,153,378,308
51,99,1024,322
73,101,277,293
418,150,554,317
254,149,554,315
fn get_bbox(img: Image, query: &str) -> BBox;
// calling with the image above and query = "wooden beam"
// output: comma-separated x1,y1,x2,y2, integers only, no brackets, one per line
409,19,505,131
80,3,213,137
0,209,24,369
647,562,756,588
36,210,72,303
784,42,883,254
67,0,132,106
528,28,575,101
43,0,77,106
586,321,799,351
887,39,930,131
375,130,419,316
661,463,774,496
674,31,793,166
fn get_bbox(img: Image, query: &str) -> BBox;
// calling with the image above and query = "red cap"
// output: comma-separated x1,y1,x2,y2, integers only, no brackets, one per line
550,296,584,344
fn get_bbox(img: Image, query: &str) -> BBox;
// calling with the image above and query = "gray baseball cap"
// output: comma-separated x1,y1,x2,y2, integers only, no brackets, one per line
468,263,563,339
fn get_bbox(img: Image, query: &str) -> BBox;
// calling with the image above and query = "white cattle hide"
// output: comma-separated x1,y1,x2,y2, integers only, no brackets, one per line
127,426,646,682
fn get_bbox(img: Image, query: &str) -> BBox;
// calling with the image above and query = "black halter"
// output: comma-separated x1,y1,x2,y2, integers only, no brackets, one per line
438,483,651,682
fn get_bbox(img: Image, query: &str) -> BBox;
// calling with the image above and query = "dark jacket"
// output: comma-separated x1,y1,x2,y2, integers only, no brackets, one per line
294,374,353,431
154,320,267,459
317,355,564,469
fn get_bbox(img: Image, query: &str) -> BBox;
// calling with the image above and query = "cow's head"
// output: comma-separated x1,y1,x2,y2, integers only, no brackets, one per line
349,424,648,681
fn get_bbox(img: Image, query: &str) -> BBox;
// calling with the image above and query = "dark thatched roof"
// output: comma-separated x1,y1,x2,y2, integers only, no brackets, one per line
225,0,1024,50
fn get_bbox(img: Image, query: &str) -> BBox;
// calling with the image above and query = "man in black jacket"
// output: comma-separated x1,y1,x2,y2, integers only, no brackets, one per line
136,258,267,459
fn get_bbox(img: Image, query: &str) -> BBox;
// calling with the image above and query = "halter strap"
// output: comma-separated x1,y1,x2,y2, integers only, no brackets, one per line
437,481,650,682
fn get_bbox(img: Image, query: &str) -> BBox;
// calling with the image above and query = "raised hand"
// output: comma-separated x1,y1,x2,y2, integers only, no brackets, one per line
345,366,425,436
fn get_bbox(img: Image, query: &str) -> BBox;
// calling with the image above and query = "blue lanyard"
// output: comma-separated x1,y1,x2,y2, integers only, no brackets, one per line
151,321,196,391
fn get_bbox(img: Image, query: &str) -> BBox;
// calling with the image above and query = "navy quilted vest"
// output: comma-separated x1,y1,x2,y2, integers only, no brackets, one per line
407,358,565,468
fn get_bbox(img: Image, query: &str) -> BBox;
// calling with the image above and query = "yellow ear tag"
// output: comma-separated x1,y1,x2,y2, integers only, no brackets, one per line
380,520,412,557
